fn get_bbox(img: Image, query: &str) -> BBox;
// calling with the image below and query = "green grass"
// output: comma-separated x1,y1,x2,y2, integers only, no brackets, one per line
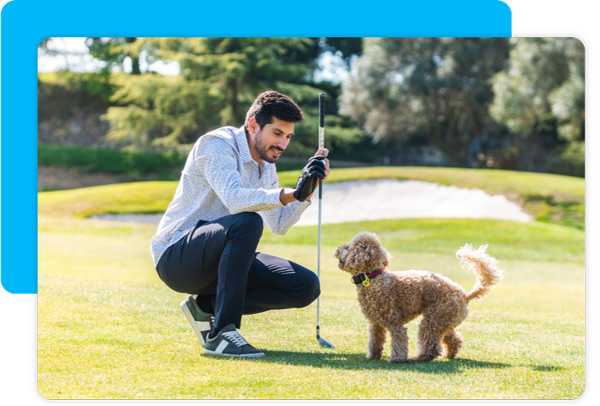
37,218,584,399
37,167,585,399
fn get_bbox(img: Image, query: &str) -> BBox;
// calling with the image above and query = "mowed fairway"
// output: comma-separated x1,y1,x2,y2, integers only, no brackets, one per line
37,168,585,399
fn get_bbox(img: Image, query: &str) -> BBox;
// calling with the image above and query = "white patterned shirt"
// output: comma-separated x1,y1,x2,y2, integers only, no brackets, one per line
150,126,311,266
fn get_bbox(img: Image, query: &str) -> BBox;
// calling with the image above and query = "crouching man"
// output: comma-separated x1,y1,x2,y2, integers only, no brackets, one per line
151,91,330,357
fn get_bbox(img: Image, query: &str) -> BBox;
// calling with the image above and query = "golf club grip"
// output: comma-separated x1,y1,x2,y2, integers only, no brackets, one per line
319,178,322,199
319,93,325,128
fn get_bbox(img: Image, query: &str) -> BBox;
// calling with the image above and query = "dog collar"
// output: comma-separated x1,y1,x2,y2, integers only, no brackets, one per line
351,269,383,287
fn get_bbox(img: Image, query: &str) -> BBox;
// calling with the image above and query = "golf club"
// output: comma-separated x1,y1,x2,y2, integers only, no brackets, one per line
316,93,335,349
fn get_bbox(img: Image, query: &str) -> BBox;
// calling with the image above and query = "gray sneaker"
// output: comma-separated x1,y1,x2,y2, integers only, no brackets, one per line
180,295,214,346
204,324,265,358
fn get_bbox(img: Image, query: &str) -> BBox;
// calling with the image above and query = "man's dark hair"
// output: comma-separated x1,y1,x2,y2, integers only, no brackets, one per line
245,91,303,131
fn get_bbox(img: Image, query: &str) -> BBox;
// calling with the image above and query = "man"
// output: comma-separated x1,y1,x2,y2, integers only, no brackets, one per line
151,91,330,358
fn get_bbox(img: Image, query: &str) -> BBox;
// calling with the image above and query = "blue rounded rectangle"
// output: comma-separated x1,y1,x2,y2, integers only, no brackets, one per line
1,0,511,294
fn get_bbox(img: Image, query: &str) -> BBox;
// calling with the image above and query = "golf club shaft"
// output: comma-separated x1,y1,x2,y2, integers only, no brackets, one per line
319,127,324,151
317,93,325,336
317,178,322,333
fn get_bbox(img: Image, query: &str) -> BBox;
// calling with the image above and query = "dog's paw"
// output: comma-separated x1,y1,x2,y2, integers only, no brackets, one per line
407,354,435,363
366,352,382,360
388,356,408,364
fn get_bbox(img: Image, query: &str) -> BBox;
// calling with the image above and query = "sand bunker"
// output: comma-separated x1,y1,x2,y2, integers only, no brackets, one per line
295,179,531,226
91,179,532,226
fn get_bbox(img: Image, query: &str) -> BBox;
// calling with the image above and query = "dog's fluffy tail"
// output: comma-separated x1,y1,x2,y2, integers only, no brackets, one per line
456,244,503,301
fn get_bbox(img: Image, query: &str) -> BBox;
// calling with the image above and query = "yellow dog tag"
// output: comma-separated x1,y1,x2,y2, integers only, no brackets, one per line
362,278,370,287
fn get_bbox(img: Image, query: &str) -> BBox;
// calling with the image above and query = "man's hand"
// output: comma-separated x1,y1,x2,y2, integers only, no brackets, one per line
315,148,330,182
292,155,326,202
280,149,331,205
303,148,330,202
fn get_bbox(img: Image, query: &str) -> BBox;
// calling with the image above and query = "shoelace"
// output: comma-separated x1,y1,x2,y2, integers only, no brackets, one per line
222,331,249,347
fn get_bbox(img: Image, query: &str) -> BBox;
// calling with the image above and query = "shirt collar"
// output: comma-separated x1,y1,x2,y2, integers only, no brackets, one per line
236,126,255,165
236,126,268,174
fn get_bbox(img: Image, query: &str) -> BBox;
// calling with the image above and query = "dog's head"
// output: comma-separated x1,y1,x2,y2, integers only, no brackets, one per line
335,232,391,276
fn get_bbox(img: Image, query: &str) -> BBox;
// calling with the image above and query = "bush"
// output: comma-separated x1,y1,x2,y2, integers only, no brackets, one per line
547,141,585,178
38,144,186,178
38,71,113,121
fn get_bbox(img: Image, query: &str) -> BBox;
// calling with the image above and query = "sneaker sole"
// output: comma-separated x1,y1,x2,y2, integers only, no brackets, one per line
180,299,211,346
204,349,265,358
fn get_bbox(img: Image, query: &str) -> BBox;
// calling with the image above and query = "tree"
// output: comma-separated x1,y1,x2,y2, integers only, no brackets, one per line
339,38,510,166
489,38,584,176
86,37,151,74
103,38,328,151
321,38,363,67
160,37,321,125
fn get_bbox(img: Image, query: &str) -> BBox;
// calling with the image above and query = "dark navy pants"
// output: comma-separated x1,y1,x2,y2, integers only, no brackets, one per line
156,212,320,330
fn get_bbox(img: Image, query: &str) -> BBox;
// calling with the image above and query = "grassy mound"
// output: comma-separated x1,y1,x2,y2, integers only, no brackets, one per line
39,166,585,229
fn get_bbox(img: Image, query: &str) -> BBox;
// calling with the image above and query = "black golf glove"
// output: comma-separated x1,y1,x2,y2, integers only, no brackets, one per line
293,155,326,202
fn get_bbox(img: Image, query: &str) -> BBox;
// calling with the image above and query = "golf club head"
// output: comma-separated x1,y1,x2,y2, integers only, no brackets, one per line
317,335,335,349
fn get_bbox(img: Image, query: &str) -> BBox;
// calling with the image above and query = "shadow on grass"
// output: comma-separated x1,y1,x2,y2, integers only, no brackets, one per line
531,365,565,372
247,350,511,374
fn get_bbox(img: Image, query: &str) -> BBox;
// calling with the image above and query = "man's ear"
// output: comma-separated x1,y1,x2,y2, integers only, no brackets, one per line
248,117,258,135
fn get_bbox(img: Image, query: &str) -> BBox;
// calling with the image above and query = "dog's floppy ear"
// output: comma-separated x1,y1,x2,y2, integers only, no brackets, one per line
335,243,351,269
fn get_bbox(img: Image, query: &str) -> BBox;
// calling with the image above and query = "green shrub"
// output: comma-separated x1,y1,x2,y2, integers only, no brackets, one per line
38,144,186,177
38,71,113,121
547,141,585,178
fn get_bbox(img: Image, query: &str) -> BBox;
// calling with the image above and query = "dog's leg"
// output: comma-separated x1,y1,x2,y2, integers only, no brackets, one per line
387,324,409,363
366,322,386,360
442,329,463,358
408,317,445,362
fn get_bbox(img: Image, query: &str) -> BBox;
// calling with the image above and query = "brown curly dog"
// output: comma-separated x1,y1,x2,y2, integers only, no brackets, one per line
335,232,503,363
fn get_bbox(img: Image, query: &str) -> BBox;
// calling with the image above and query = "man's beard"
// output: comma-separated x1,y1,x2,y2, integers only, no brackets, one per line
255,131,284,164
